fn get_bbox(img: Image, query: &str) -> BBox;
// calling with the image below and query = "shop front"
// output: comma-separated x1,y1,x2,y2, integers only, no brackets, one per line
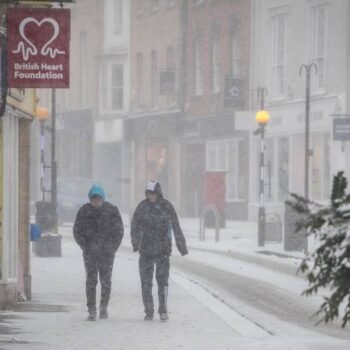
0,111,19,307
183,113,249,220
125,111,182,212
248,97,339,222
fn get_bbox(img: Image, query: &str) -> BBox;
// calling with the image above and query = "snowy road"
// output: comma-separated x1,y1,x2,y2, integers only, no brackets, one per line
171,250,350,341
0,225,349,349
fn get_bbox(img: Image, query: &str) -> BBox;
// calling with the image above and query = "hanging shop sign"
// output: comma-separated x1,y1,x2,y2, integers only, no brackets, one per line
224,75,245,109
7,8,70,88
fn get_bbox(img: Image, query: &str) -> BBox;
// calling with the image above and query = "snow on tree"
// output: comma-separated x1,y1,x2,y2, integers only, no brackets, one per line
287,171,350,327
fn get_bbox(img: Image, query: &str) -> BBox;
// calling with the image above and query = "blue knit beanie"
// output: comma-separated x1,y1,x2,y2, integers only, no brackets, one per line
88,184,105,201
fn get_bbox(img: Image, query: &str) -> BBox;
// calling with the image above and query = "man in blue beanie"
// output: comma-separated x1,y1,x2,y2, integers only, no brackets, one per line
73,184,124,321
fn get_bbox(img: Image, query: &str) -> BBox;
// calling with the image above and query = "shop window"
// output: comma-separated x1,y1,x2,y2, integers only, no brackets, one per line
206,139,246,201
206,140,226,171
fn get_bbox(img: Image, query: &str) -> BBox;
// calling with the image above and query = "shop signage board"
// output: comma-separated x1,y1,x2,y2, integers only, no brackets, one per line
333,117,350,141
7,8,70,88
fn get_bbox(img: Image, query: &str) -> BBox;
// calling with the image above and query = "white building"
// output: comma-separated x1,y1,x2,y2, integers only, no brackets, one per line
94,0,130,211
246,0,350,224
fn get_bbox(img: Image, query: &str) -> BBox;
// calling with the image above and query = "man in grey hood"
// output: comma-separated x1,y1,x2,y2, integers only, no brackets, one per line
131,181,188,321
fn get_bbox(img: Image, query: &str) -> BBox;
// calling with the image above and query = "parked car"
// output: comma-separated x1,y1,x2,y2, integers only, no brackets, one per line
57,178,94,224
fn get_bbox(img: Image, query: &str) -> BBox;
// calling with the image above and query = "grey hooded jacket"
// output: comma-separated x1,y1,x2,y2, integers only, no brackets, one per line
130,182,188,258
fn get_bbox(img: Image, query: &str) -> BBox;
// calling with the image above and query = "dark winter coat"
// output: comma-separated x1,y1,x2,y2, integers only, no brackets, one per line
73,201,124,255
130,197,188,258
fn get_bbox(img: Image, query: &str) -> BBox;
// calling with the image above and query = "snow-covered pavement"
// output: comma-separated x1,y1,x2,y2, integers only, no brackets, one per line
2,229,243,350
0,221,349,349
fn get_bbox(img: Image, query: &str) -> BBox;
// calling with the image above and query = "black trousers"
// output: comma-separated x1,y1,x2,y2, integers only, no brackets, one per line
139,254,170,315
83,249,115,313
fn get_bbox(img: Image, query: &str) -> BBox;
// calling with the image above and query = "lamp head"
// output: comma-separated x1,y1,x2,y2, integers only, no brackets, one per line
36,107,49,121
255,110,270,125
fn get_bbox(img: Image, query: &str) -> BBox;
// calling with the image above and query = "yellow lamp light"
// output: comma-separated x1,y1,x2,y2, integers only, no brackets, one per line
255,110,270,125
36,106,49,121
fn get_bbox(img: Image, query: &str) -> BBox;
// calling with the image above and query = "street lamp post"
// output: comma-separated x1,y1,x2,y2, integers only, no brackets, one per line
299,63,317,253
255,87,269,247
36,101,58,233
35,103,61,257
36,106,49,201
51,89,58,233
299,63,317,201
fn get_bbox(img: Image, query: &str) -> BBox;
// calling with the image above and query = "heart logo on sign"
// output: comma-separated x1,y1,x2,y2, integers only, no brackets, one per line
12,17,66,61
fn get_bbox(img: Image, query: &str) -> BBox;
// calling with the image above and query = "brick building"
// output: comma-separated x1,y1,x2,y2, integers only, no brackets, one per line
182,0,251,220
126,0,185,210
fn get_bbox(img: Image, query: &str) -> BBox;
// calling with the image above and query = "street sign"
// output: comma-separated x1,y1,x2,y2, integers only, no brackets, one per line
333,117,350,141
7,8,70,88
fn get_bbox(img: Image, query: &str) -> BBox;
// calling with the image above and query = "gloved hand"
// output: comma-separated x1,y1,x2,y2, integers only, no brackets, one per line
181,249,188,256
133,246,138,252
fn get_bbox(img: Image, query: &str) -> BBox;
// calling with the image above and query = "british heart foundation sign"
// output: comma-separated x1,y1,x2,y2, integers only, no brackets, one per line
7,8,70,88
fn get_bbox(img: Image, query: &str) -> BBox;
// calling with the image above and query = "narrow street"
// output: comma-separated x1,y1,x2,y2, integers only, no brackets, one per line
171,251,350,341
0,225,348,350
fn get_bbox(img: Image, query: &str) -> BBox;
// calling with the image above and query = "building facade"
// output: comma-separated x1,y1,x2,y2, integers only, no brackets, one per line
94,0,130,211
0,2,36,308
54,0,102,183
182,0,251,221
126,0,184,210
0,87,36,308
248,0,350,223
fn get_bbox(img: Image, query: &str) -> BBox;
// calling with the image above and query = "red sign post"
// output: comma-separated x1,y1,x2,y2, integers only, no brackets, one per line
7,8,70,88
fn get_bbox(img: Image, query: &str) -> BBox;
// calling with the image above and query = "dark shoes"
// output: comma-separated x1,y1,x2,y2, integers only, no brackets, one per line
160,312,169,321
99,306,108,319
144,314,154,321
86,307,108,320
144,312,169,321
86,311,97,321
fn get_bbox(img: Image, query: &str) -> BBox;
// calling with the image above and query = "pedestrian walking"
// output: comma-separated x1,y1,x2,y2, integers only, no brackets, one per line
73,184,124,321
130,181,188,321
